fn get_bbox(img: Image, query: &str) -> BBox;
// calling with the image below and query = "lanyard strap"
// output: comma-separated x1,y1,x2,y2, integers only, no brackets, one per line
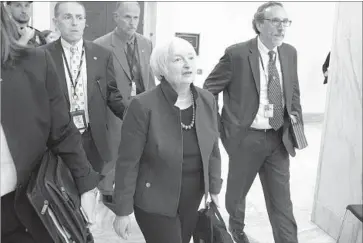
258,51,276,80
61,45,85,95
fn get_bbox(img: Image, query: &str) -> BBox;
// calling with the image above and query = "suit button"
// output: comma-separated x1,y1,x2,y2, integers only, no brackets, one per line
145,182,151,188
25,228,28,232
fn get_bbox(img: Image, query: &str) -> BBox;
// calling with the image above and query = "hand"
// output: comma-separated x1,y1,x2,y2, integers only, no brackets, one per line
290,111,299,124
210,193,220,208
290,114,297,124
113,215,132,240
17,26,35,45
80,188,99,225
324,70,329,77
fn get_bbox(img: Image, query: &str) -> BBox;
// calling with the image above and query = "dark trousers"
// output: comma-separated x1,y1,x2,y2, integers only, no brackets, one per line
134,171,204,243
1,192,36,243
225,128,298,243
82,128,111,195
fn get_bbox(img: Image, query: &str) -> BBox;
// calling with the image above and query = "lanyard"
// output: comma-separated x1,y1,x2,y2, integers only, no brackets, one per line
61,45,85,97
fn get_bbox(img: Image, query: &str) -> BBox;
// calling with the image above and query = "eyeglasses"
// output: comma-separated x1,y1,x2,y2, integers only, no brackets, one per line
264,18,292,27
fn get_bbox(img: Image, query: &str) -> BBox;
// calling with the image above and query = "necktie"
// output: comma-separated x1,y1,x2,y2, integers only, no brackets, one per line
268,51,284,130
126,42,135,80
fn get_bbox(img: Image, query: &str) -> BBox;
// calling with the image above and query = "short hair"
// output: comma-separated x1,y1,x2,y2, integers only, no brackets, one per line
150,37,196,81
6,1,32,5
114,1,140,14
252,1,284,34
54,1,86,18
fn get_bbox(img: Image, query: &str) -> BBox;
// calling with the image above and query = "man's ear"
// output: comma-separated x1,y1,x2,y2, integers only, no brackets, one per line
52,17,57,28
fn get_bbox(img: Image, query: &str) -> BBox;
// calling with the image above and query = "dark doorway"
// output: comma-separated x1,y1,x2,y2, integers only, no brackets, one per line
83,1,144,41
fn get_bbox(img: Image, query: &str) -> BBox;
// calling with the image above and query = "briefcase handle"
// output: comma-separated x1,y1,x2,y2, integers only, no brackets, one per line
209,201,228,229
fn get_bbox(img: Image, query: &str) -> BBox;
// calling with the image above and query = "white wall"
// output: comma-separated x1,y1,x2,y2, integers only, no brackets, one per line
154,2,336,114
312,2,362,241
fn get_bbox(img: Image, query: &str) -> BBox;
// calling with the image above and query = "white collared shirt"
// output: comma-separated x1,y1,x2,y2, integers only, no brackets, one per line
250,36,284,129
1,124,17,197
60,38,89,124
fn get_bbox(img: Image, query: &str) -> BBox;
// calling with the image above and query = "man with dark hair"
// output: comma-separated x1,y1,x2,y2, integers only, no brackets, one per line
204,2,303,243
6,1,47,46
42,1,126,206
94,1,155,203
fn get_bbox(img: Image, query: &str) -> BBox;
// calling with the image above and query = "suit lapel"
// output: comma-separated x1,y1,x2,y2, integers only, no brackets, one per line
278,45,292,112
136,35,148,90
110,32,132,81
84,41,97,103
248,38,260,96
50,39,70,105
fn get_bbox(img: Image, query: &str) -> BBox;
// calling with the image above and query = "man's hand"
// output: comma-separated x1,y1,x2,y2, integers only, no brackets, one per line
17,26,35,45
113,215,132,240
210,193,220,207
80,188,99,225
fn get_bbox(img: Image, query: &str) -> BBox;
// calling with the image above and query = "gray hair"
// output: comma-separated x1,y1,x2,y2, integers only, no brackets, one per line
54,2,86,18
252,1,284,34
150,37,196,81
114,1,140,14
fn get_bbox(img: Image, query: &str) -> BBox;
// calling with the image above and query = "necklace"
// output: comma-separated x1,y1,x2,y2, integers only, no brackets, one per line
181,91,195,130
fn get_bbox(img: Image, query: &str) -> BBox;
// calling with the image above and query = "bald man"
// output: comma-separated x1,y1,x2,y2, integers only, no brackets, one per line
94,1,155,203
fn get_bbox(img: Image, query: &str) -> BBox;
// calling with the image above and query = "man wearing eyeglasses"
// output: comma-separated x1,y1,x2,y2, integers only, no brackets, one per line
204,2,302,243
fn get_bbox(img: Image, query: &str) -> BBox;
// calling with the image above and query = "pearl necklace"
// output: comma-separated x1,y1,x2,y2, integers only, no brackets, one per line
181,91,195,130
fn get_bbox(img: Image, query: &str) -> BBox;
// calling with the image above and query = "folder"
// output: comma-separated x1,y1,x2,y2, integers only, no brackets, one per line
290,117,308,149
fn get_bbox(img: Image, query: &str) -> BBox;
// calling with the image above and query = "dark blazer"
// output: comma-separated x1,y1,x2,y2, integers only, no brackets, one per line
41,39,126,166
94,31,155,162
113,80,222,217
322,52,330,84
1,48,99,242
204,37,303,157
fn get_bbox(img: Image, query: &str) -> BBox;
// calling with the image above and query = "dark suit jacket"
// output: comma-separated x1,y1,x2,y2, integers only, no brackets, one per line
41,39,126,168
113,80,222,217
204,37,303,157
94,31,155,163
1,48,99,242
322,52,330,84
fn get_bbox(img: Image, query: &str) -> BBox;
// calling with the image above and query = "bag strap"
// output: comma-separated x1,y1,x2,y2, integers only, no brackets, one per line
210,201,228,229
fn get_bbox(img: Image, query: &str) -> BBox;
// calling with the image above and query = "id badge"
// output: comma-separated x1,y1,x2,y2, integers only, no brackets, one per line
264,104,274,118
70,110,87,130
130,82,137,97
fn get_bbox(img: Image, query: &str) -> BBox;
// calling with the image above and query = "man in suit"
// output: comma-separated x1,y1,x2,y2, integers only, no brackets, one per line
204,2,303,243
42,2,126,201
94,1,155,202
6,1,47,46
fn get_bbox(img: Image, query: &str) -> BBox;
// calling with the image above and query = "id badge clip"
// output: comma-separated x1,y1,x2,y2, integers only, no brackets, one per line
70,110,87,130
130,82,137,97
264,104,274,118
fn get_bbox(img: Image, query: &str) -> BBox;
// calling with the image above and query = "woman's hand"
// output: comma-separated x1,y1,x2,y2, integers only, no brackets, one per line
17,26,34,45
210,193,220,207
113,215,132,240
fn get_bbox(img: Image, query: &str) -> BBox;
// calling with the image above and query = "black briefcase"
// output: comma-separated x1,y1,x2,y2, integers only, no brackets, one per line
194,201,234,243
26,150,93,243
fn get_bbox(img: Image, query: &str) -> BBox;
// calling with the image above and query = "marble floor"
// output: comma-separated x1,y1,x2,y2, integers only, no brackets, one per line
91,118,336,243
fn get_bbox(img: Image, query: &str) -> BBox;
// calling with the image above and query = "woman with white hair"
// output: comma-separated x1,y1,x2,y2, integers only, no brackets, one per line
112,37,222,243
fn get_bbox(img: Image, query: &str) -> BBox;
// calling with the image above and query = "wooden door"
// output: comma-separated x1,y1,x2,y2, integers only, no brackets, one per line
83,1,144,41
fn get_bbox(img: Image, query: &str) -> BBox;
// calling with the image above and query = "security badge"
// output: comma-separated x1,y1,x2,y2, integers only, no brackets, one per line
130,81,137,97
264,104,274,118
70,110,87,131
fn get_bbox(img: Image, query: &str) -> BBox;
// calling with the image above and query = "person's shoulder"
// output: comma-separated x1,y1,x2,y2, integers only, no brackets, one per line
94,31,113,45
86,40,113,56
226,38,252,53
280,42,297,54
